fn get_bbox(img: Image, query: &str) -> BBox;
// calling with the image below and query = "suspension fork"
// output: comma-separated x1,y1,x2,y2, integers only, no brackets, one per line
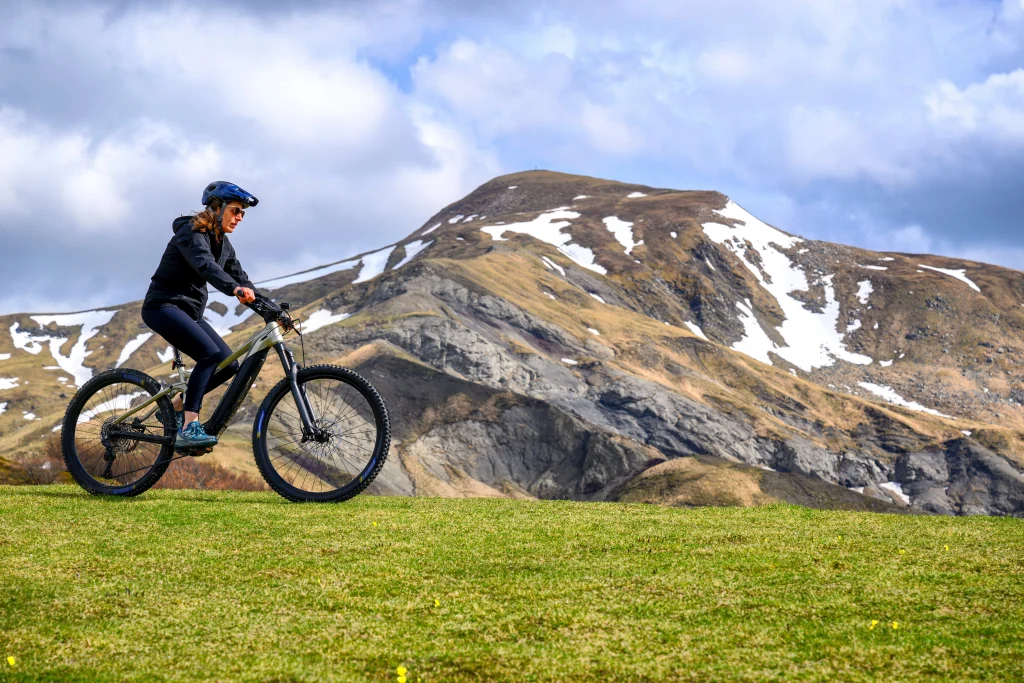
274,342,319,439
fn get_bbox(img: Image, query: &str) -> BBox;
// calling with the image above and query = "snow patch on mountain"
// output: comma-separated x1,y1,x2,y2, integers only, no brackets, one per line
857,280,873,305
0,353,9,361
353,246,398,284
0,377,19,390
116,332,153,368
918,265,981,292
394,240,433,270
9,323,48,355
684,321,708,340
626,192,647,198
541,256,565,276
857,382,951,418
302,309,351,334
481,209,606,274
157,346,174,364
880,481,910,505
28,309,117,387
731,299,777,365
702,202,873,372
603,216,643,255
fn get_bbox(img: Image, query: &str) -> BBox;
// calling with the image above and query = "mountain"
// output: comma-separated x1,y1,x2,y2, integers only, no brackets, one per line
2,170,1023,515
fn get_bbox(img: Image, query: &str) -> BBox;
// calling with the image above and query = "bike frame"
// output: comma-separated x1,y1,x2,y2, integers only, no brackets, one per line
106,317,318,446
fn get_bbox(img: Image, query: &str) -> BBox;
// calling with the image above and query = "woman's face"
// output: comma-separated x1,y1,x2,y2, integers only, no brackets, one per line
221,201,246,234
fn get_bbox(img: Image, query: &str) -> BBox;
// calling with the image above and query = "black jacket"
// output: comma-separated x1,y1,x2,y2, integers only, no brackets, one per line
142,216,255,321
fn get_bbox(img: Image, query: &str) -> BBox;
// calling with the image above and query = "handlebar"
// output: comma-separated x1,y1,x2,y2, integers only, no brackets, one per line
247,292,296,330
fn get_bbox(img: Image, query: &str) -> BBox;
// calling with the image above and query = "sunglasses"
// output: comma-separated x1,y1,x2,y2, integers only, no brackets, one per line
228,206,245,217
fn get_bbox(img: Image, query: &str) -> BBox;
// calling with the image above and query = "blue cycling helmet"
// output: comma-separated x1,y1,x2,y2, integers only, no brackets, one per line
202,181,259,208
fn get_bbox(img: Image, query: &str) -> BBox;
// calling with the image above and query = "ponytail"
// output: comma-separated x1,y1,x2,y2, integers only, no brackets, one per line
191,199,224,241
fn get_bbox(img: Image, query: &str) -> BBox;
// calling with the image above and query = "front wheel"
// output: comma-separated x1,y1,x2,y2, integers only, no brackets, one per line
252,365,390,502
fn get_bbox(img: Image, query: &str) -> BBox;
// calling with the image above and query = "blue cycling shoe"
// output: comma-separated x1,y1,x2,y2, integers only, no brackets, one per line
176,420,218,449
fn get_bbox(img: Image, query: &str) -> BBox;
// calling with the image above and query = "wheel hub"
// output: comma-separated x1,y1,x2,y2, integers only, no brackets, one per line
302,427,332,444
100,417,143,455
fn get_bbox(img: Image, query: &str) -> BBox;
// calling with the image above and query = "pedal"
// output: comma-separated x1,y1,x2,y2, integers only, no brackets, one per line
175,444,214,458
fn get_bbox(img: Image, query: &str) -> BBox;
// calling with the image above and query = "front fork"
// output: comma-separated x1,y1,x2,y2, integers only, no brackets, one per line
274,342,319,440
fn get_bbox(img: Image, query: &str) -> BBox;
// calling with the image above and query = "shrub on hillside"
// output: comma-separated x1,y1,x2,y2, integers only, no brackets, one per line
22,433,67,484
154,458,266,491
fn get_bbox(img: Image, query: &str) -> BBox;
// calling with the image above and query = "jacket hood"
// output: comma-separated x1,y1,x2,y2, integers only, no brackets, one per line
172,216,192,234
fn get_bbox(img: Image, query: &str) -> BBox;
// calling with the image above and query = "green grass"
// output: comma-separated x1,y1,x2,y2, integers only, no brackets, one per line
1,487,1022,682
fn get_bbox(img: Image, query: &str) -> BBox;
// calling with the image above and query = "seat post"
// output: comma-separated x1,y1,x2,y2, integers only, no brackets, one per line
172,348,187,384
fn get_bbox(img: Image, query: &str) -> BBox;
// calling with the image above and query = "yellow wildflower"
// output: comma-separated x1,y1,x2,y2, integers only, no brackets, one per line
869,620,878,630
397,666,407,676
398,677,407,683
944,545,949,551
892,621,899,630
373,522,378,527
6,656,14,667
899,549,905,555
434,599,440,607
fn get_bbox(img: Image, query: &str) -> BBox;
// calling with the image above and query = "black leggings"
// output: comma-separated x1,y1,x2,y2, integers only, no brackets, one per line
140,304,239,414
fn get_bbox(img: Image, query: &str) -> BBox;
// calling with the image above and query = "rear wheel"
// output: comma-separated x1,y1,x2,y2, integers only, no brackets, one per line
61,368,175,496
252,365,389,502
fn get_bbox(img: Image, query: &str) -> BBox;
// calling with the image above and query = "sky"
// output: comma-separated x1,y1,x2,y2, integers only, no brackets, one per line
1,0,1022,315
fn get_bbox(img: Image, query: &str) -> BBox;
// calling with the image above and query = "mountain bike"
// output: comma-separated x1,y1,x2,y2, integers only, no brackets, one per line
60,294,390,502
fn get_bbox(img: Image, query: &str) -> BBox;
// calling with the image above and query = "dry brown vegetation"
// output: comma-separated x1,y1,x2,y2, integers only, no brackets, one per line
154,457,265,491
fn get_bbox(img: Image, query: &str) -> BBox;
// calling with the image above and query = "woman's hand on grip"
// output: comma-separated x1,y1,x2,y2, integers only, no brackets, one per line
234,286,256,304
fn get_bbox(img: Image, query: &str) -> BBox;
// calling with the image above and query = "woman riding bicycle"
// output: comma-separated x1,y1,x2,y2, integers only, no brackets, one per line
140,181,259,450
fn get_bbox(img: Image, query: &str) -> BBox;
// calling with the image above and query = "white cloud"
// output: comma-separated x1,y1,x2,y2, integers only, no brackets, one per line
0,108,221,233
412,39,573,135
581,102,643,154
926,70,1024,145
785,106,913,185
696,46,757,84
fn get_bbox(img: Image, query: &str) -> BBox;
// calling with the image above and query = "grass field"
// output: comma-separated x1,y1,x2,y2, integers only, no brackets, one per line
1,486,1022,682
